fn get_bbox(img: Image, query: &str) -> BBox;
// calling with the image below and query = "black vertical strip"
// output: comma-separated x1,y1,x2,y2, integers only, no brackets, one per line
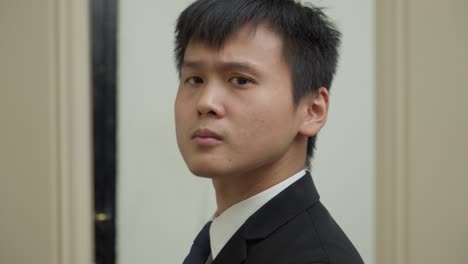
91,0,118,264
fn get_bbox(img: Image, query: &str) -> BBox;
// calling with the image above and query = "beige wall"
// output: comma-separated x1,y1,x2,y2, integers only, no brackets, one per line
1,1,58,263
377,0,468,263
0,1,92,263
408,0,468,262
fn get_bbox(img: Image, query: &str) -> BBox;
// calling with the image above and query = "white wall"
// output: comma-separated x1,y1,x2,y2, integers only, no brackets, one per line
118,0,375,263
312,1,375,263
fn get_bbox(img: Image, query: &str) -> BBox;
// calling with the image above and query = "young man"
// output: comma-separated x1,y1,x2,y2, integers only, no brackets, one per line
174,0,364,263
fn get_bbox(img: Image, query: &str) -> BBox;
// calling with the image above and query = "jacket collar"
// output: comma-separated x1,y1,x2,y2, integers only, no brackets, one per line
212,172,320,264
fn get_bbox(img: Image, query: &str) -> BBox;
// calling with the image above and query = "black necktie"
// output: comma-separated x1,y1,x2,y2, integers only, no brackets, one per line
183,221,212,264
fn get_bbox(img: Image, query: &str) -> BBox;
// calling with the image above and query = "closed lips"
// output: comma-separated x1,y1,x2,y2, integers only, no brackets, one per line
192,129,223,140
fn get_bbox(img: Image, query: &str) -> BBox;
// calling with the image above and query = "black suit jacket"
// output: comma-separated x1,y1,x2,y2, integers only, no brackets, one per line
211,173,364,264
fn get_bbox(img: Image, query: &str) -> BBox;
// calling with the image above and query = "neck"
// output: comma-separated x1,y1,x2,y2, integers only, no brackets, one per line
211,144,306,216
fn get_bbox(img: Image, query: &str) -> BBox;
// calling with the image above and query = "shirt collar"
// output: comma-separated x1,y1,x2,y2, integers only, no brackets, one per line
209,169,307,259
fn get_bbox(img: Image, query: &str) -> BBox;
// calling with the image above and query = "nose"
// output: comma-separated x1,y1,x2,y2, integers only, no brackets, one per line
196,80,226,118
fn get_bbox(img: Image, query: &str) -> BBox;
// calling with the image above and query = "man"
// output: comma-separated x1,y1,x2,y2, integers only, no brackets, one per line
174,0,364,263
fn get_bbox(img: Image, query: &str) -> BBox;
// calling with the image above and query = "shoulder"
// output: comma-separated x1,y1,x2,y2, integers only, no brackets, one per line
245,201,364,264
304,202,364,263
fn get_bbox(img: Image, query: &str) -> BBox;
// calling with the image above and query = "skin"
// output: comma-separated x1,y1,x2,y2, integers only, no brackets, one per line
175,23,329,215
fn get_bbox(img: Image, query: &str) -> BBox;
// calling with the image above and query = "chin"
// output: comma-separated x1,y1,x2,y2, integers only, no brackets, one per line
187,161,230,179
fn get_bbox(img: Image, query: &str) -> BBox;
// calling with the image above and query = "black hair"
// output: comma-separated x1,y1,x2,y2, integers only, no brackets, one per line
174,0,341,168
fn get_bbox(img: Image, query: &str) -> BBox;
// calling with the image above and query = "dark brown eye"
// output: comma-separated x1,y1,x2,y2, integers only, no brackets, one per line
186,76,203,84
230,77,250,85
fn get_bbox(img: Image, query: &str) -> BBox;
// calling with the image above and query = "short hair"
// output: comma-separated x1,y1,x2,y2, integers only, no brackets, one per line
174,0,341,168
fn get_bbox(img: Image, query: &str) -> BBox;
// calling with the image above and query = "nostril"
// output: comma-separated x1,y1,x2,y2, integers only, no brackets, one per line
198,110,217,117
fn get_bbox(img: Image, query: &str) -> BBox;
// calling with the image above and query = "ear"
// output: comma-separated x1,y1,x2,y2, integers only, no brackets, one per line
298,87,330,137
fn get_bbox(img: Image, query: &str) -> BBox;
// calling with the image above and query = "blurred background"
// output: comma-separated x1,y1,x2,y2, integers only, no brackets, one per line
1,0,467,264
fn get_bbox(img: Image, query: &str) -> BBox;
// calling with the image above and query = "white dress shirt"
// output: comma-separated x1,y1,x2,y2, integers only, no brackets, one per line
209,169,307,259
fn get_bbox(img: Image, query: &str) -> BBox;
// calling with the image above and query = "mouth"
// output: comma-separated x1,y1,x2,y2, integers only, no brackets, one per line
191,128,224,145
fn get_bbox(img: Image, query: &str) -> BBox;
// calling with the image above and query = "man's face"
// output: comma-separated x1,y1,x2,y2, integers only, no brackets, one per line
175,24,305,179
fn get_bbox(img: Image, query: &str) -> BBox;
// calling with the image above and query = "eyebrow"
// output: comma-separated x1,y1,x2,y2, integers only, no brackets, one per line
182,60,262,77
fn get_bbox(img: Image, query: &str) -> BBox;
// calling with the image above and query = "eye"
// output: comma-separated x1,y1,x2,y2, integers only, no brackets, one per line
230,76,252,86
185,76,204,85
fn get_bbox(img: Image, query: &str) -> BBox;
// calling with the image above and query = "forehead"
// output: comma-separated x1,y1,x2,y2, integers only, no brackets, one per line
183,23,288,73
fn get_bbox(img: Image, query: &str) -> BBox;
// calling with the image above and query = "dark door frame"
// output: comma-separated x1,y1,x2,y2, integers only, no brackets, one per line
91,0,118,263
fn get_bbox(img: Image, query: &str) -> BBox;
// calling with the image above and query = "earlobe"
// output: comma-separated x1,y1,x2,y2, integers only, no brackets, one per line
299,87,329,137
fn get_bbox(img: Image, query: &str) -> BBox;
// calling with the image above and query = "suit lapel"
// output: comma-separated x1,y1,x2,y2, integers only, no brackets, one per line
212,172,320,263
211,232,247,264
242,172,320,240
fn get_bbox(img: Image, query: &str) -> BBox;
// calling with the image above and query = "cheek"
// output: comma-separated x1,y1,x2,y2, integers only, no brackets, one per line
237,104,293,146
174,96,190,138
174,100,182,129
245,89,294,129
175,92,191,121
